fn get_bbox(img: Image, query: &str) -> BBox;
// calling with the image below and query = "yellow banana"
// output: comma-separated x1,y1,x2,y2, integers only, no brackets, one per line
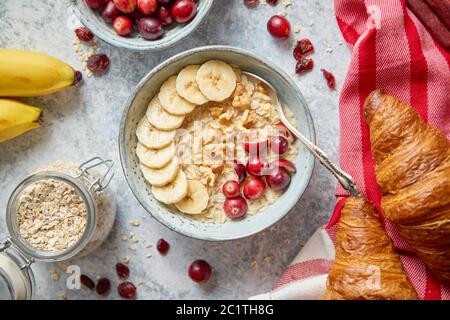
0,99,42,142
0,48,80,97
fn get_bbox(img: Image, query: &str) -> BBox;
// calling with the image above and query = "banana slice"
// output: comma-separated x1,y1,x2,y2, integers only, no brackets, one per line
146,96,185,131
159,76,196,115
136,117,175,150
152,170,188,205
140,157,180,187
136,142,175,169
175,180,209,215
196,60,237,102
176,65,208,105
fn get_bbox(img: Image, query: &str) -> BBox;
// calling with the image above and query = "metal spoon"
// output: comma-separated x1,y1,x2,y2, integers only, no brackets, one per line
242,71,361,197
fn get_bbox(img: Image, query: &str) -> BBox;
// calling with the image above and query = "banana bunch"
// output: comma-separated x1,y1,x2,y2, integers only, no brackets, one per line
0,48,79,142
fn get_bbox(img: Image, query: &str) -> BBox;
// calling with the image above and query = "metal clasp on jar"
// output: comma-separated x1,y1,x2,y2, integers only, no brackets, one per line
76,157,114,192
0,238,34,270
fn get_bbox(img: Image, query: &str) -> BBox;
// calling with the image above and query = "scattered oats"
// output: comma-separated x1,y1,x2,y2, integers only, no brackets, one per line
251,260,259,270
282,0,293,7
278,11,288,16
145,244,152,249
57,262,70,273
235,243,244,251
129,220,140,227
294,25,301,33
261,272,270,281
60,292,67,300
130,235,139,243
120,233,128,241
264,256,273,265
284,238,291,245
128,242,137,251
299,240,306,246
122,256,130,264
50,266,60,281
146,254,152,258
138,282,145,287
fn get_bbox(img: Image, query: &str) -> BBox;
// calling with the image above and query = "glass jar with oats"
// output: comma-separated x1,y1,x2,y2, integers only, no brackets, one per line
0,157,116,300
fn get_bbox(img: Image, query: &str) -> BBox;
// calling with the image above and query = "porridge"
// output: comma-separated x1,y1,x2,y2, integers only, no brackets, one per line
136,60,299,223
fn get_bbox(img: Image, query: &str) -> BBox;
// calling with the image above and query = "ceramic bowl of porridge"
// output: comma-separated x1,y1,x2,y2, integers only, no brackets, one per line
119,46,315,241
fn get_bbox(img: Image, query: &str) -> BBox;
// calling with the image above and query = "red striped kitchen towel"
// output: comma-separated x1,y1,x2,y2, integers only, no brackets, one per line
251,0,450,300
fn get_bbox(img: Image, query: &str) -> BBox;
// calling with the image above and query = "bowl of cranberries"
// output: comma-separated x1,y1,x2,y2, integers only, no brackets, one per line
73,0,213,51
119,46,316,240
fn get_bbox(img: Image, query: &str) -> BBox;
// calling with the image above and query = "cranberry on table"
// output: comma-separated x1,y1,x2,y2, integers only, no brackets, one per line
118,282,137,299
137,0,158,15
293,38,314,60
224,196,248,219
269,135,289,154
157,238,170,254
75,27,94,42
321,68,336,89
270,158,296,175
87,54,111,75
113,16,133,36
231,160,247,183
96,277,111,295
246,156,268,176
171,0,198,23
222,180,241,198
116,262,130,279
267,15,291,39
102,0,122,24
157,6,174,27
188,260,212,283
243,176,266,200
295,58,314,74
266,167,291,190
113,0,137,13
244,0,259,8
85,0,105,9
80,274,95,290
138,17,164,40
266,0,278,5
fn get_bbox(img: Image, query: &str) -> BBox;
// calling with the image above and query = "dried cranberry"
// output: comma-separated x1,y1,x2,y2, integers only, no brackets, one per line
118,282,137,299
75,27,94,42
157,238,170,254
321,68,336,89
188,260,212,282
80,274,95,290
267,0,278,5
157,6,174,27
87,54,110,75
293,38,314,60
295,58,314,74
96,277,111,295
73,71,83,85
116,262,130,279
244,0,259,8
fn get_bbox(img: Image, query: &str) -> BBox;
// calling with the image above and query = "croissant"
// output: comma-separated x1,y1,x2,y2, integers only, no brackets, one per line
324,197,417,299
364,89,450,285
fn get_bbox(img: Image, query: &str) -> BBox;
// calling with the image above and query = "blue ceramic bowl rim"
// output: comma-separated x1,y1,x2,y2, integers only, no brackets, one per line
119,45,316,241
71,0,214,51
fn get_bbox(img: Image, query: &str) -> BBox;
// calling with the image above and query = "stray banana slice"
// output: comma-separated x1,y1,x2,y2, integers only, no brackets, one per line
136,142,175,169
175,180,209,215
136,117,175,150
140,157,180,187
146,96,185,131
196,60,237,102
159,76,196,115
176,65,208,105
152,170,188,205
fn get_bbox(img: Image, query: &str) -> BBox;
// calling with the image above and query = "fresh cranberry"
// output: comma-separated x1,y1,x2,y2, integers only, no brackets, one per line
244,140,268,157
137,0,158,15
113,0,137,13
246,156,269,176
321,69,336,89
266,0,278,5
266,167,291,190
243,176,266,200
224,196,248,219
87,54,110,75
293,39,314,60
113,16,133,36
295,58,314,74
188,260,212,282
96,278,111,295
222,180,241,198
116,262,130,279
267,15,291,39
157,6,174,26
138,17,164,40
269,135,289,154
118,282,137,299
157,238,170,254
75,27,94,42
270,159,296,175
102,0,122,23
244,0,259,7
231,160,247,183
275,120,296,144
80,274,95,290
85,0,105,9
128,9,144,23
171,0,197,23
